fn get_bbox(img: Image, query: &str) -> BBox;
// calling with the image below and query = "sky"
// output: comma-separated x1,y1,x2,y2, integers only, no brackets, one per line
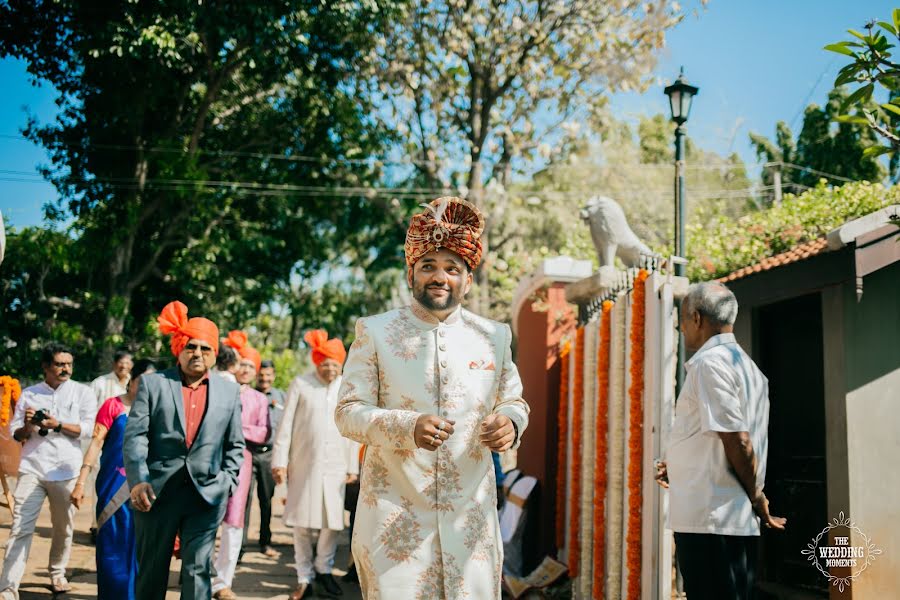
0,0,896,228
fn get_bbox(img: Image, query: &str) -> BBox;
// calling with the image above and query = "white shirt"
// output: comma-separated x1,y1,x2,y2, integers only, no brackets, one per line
89,371,127,404
666,333,770,536
10,380,97,481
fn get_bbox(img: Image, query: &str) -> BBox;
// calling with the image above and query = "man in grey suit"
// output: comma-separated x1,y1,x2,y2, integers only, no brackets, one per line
124,301,245,600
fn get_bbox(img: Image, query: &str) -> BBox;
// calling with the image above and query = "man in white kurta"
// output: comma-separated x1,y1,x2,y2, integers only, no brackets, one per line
335,197,529,600
273,330,359,600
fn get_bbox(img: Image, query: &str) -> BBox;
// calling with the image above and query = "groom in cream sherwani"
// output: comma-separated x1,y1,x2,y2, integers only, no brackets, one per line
335,196,529,600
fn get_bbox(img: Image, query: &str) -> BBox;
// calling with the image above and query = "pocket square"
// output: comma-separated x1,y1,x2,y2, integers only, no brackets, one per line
469,359,496,371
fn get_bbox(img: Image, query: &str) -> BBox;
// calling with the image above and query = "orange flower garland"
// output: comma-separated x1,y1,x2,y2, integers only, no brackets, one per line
555,341,571,552
567,327,586,577
626,269,649,599
592,300,614,595
0,376,22,429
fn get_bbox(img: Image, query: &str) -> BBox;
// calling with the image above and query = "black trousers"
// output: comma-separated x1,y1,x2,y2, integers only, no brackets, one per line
242,449,275,548
133,470,226,600
674,532,758,600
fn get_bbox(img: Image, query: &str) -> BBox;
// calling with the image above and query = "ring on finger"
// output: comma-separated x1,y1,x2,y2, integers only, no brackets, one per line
437,421,445,431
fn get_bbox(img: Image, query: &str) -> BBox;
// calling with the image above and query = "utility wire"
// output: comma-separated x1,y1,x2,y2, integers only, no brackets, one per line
0,133,763,172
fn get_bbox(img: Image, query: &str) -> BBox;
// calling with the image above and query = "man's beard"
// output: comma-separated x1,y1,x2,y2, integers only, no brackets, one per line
414,282,462,311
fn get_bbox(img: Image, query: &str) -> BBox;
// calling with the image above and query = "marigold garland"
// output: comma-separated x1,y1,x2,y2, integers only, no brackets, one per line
567,327,586,577
555,341,571,552
592,300,614,595
626,269,649,599
0,376,22,429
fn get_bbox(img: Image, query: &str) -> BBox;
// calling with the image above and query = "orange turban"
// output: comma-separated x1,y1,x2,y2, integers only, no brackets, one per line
223,330,261,372
304,329,346,366
405,196,485,271
157,301,220,357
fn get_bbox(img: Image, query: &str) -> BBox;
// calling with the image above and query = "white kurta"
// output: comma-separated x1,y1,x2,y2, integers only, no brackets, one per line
335,302,530,600
273,373,359,531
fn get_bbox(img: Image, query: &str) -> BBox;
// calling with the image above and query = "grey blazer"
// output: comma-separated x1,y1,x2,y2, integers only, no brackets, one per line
123,368,245,506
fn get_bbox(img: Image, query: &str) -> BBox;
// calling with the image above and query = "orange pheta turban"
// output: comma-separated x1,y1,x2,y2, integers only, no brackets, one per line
304,329,346,366
157,301,220,357
223,330,261,372
404,196,485,271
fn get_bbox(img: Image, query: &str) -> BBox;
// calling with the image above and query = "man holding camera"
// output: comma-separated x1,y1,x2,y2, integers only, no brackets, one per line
0,343,96,597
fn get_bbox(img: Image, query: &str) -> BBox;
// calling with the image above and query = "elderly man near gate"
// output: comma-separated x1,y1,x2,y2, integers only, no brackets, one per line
124,301,245,600
335,197,530,600
657,282,786,600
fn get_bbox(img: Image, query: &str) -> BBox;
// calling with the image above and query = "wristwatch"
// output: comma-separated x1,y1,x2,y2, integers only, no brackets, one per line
53,423,63,433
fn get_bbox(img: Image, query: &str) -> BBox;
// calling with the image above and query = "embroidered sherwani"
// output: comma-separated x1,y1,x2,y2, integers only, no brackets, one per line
335,302,529,600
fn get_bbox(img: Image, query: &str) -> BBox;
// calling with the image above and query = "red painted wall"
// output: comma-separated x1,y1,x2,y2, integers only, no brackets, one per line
514,282,577,563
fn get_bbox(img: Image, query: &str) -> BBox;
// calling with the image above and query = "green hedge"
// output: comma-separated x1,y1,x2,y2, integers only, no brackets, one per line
688,180,900,281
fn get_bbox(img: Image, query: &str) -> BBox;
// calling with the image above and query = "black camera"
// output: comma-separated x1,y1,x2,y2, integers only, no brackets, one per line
30,409,49,436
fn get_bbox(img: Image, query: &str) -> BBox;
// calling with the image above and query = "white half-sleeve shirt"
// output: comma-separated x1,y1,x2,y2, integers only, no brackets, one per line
10,379,97,481
666,333,770,536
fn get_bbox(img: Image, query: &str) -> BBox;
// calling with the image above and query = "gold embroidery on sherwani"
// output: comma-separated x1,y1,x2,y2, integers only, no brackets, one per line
334,306,530,600
385,311,424,360
463,410,488,462
462,312,494,351
416,549,467,600
356,545,380,598
379,498,423,562
376,364,391,407
374,410,416,459
424,451,463,512
463,503,492,561
424,366,439,400
351,320,372,350
334,381,369,444
362,450,389,507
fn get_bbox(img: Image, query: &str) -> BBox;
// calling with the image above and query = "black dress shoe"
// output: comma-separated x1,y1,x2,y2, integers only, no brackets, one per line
315,572,344,597
342,564,358,583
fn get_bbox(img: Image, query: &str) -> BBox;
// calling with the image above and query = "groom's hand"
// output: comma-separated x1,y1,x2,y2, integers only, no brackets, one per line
480,414,515,452
414,414,455,451
130,482,156,512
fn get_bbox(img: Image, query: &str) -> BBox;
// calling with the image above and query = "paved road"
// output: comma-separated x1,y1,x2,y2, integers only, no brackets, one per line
0,477,362,599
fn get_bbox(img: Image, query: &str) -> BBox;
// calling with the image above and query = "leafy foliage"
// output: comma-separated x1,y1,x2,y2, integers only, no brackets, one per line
749,88,887,202
484,114,752,321
687,180,900,280
826,14,900,157
365,0,689,314
0,0,406,374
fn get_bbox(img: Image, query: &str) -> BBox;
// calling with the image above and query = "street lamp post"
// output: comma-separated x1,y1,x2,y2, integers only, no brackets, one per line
664,67,699,396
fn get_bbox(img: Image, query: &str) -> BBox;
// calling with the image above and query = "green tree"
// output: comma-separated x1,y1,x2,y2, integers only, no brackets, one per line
0,0,405,368
364,0,688,316
688,180,900,280
484,114,751,321
749,88,886,203
0,226,88,377
826,14,900,158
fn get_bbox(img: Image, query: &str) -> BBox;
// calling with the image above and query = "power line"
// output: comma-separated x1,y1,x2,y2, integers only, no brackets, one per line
773,162,856,183
0,173,776,205
0,132,759,171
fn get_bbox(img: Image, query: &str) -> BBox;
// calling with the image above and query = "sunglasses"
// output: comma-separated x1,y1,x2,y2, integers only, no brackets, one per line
183,342,215,355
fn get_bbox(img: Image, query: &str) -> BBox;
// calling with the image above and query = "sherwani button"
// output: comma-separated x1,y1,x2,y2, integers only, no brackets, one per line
439,330,446,337
439,344,447,351
440,360,447,368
